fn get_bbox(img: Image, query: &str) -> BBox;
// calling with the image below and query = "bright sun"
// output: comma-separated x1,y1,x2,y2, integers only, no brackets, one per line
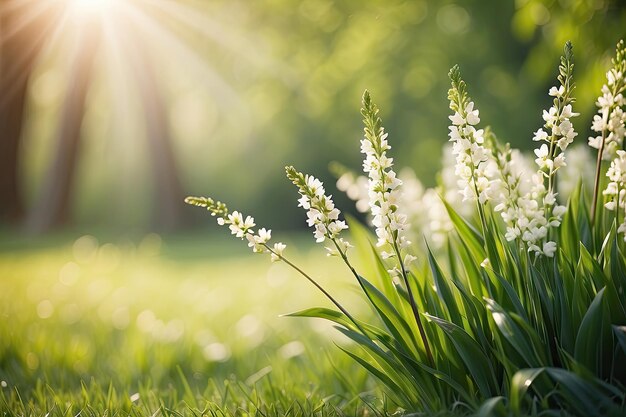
69,0,113,15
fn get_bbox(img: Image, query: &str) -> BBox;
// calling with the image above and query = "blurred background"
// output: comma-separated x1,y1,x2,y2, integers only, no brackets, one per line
1,0,625,235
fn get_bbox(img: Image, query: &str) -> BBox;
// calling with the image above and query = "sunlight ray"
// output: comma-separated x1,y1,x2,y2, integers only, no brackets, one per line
118,1,244,109
0,0,59,44
99,13,146,201
139,0,298,87
0,5,71,109
0,0,45,19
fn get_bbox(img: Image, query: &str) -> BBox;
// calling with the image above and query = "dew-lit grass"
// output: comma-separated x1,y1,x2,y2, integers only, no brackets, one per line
0,232,383,416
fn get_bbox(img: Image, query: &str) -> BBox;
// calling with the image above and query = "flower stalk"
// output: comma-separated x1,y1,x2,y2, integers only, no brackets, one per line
589,40,626,227
361,91,433,366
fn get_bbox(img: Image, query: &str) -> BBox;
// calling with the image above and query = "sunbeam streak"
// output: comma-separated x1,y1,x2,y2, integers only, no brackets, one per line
139,0,298,87
119,0,244,110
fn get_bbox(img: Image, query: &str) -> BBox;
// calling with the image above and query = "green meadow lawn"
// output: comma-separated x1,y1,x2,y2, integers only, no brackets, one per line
0,232,385,416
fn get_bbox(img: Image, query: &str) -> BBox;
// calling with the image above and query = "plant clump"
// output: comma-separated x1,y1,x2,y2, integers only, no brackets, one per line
187,40,626,416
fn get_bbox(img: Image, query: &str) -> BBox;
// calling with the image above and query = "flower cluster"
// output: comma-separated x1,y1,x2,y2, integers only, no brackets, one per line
604,150,626,239
285,166,351,256
490,139,557,255
532,44,578,183
360,91,412,269
588,40,626,161
489,44,575,257
447,65,498,204
184,196,286,262
336,165,454,249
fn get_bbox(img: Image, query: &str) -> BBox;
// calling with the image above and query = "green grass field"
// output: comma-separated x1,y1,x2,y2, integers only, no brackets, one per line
0,232,385,416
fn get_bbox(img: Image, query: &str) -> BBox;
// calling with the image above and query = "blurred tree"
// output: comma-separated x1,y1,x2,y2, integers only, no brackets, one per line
123,15,187,231
0,1,62,223
26,9,101,232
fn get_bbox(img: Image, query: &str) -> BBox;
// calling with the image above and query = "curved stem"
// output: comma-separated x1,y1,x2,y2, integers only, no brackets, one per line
591,129,607,229
262,242,368,337
391,239,434,366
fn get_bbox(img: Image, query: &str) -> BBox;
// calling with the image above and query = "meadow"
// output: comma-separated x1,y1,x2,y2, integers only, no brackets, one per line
0,232,383,416
2,2,626,416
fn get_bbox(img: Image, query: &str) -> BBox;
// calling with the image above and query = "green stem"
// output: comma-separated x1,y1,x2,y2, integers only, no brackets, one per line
616,183,621,231
391,238,434,367
262,242,368,337
591,128,607,231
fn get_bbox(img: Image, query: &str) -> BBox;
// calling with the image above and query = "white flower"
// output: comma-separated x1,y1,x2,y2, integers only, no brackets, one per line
270,242,286,262
404,254,417,266
465,101,480,125
361,91,415,269
207,204,286,261
325,237,352,257
447,78,497,205
287,167,351,251
449,112,465,126
534,144,550,167
553,154,566,169
227,211,256,238
257,228,271,243
533,129,549,142
542,241,557,257
494,45,576,258
549,85,565,97
553,205,567,217
518,46,577,257
604,150,626,240
588,42,626,161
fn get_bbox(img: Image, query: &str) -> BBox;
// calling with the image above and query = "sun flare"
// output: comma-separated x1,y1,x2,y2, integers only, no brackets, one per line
68,0,114,15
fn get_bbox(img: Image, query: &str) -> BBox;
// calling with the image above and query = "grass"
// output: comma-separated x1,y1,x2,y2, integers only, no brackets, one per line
0,231,386,416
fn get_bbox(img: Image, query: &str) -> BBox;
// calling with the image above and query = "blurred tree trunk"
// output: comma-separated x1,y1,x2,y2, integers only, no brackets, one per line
126,26,187,231
0,2,62,223
26,16,101,232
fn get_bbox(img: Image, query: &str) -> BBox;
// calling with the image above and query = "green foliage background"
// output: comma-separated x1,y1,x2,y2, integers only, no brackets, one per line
21,0,626,230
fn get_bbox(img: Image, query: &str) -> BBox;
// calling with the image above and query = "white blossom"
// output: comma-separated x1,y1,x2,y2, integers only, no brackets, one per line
604,150,626,240
270,242,286,262
448,67,498,205
588,41,626,160
491,43,575,257
286,166,351,255
361,91,414,270
227,211,256,238
184,196,286,262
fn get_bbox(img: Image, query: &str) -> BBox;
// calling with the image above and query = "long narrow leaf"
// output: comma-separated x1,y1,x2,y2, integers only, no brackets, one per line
426,314,497,398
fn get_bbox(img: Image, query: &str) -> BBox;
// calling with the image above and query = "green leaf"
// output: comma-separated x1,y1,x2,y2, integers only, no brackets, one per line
426,245,462,325
474,396,505,417
282,307,390,342
575,288,612,375
510,367,623,416
442,199,485,260
510,368,544,414
544,368,623,416
455,234,488,298
491,269,526,320
337,346,412,407
485,298,546,367
334,326,431,407
426,314,496,398
356,274,421,358
613,325,626,355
